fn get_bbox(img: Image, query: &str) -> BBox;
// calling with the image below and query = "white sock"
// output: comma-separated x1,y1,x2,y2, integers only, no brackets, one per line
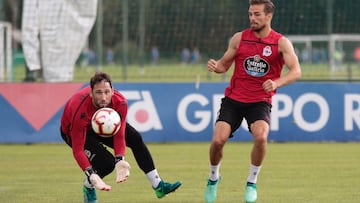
84,178,94,189
209,164,220,181
247,164,261,184
146,169,161,188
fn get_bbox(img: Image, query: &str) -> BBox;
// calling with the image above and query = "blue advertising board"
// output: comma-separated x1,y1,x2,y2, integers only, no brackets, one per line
0,82,360,143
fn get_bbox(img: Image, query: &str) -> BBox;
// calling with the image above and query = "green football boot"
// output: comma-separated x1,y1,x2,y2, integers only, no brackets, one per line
153,180,182,198
83,185,97,203
204,178,220,203
244,182,257,203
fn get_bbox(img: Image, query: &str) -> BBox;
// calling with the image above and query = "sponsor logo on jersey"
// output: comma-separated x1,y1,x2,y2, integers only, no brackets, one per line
262,46,272,56
244,54,270,77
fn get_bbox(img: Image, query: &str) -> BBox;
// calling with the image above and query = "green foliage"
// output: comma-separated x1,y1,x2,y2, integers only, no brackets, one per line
0,142,359,202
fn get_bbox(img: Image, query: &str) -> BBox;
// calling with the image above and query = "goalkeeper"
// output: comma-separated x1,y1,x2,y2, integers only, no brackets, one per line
60,72,182,203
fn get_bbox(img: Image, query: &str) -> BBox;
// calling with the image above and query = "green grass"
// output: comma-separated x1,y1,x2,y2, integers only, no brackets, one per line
10,62,360,83
11,63,230,83
0,142,359,202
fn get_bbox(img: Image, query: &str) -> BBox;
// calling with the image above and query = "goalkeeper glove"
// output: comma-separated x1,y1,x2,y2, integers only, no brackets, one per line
115,156,131,183
84,167,112,191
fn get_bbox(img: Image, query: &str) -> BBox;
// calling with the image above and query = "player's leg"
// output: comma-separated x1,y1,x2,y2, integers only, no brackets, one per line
124,122,182,198
205,97,243,203
205,121,231,203
244,102,271,203
124,123,154,172
250,120,269,167
209,121,232,173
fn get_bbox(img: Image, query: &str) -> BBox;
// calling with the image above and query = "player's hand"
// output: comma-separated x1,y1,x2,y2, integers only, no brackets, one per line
89,173,112,191
262,79,277,92
115,160,131,183
207,59,217,72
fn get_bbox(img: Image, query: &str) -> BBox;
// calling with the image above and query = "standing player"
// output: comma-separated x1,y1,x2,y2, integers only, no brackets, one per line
204,0,301,202
60,72,182,203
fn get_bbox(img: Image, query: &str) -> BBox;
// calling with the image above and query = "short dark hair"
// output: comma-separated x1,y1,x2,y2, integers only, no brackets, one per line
90,72,113,90
249,0,275,14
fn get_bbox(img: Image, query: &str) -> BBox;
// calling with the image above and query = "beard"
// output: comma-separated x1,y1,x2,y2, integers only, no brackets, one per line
251,23,266,33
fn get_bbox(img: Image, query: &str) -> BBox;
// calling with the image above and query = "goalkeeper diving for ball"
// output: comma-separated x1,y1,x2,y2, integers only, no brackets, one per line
60,72,182,203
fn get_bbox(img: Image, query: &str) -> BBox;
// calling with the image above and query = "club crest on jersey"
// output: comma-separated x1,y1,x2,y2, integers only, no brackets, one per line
243,54,270,77
262,46,272,56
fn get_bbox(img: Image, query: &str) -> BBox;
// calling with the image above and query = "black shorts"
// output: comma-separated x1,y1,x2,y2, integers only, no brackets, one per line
217,97,271,135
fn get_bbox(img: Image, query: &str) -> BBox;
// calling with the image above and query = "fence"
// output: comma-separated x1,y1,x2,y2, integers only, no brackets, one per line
288,34,360,81
0,21,11,82
2,0,360,82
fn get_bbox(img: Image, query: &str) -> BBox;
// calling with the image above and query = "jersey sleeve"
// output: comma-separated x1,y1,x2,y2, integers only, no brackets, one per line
62,89,93,171
112,99,128,156
70,111,91,170
71,121,91,171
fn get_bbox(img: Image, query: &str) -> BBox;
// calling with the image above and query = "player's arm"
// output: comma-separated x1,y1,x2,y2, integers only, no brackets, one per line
276,36,302,87
263,36,301,92
207,32,241,73
71,126,92,170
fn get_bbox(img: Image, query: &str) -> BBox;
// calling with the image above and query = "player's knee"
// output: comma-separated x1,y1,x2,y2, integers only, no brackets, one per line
253,133,268,149
255,135,267,144
211,136,227,149
251,125,269,144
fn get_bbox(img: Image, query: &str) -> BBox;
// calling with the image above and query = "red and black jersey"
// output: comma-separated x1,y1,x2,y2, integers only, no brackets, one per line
61,86,128,170
225,28,285,104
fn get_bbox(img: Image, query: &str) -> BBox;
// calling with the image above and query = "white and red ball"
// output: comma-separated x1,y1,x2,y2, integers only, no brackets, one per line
91,107,121,137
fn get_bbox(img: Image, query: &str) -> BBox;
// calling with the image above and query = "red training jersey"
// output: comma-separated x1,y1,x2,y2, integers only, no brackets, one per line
225,28,285,104
61,86,128,171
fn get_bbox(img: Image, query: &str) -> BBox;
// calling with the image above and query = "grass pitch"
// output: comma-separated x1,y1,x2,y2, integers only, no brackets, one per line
0,142,359,203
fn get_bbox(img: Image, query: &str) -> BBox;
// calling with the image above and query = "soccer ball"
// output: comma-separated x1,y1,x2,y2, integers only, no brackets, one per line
91,107,121,137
